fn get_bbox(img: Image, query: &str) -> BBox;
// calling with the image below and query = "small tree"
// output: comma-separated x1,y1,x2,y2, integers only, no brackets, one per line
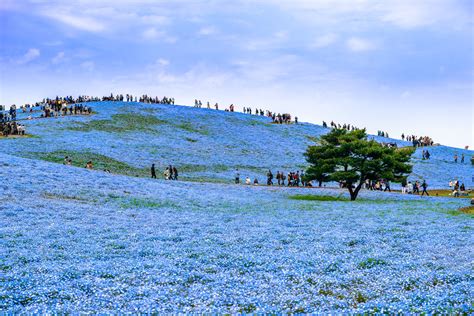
304,128,414,200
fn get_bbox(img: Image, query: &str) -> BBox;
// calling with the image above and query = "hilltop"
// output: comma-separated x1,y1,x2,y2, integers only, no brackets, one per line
2,101,472,188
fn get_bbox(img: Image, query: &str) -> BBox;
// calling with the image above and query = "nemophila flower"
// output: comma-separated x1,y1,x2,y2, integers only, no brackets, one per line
2,102,472,188
0,152,472,313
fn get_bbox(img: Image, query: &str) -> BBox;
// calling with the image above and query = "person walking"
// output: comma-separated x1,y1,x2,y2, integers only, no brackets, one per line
401,178,407,194
421,180,429,196
151,163,156,179
173,166,178,180
461,154,465,163
383,180,391,192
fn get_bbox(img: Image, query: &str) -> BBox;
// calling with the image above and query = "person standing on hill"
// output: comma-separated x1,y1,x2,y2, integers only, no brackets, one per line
461,154,465,163
421,180,429,196
454,154,458,163
384,180,391,192
173,166,178,180
401,178,407,194
151,164,156,179
413,181,420,194
267,170,273,185
235,169,240,184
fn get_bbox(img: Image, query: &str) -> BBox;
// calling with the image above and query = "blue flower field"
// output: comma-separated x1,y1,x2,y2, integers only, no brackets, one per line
1,102,473,313
3,102,473,188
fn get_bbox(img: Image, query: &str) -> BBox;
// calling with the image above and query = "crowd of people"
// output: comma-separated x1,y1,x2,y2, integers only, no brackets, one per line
235,169,309,187
400,179,430,196
364,179,392,191
41,103,93,118
401,134,434,147
323,121,363,131
1,121,26,137
377,130,390,138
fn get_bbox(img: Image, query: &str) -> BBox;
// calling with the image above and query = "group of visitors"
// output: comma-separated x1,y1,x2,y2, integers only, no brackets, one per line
41,103,92,118
1,121,26,137
365,179,392,191
0,105,19,123
272,113,295,124
453,154,465,163
237,169,309,187
325,121,362,131
155,164,179,180
377,130,390,138
243,107,297,124
139,95,174,104
400,179,429,196
194,100,222,110
402,134,434,147
449,180,468,197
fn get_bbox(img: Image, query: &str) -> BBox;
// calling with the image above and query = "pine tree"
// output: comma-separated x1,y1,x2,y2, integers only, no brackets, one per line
304,129,414,200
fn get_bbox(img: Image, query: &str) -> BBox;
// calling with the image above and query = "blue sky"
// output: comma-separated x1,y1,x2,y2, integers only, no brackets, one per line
0,0,472,148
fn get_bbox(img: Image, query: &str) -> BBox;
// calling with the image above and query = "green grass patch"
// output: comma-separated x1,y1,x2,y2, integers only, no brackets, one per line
119,197,176,209
69,113,165,133
42,192,93,202
179,163,229,173
174,121,209,135
358,258,387,269
33,150,148,177
289,194,348,202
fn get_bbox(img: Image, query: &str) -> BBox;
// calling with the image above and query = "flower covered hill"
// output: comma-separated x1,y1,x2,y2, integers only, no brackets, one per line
2,101,473,188
1,152,473,313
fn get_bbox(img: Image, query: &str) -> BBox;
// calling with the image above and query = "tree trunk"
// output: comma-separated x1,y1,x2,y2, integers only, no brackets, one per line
348,182,364,201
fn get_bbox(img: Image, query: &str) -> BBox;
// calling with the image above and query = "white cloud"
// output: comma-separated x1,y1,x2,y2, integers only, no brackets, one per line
198,26,217,36
257,0,469,30
346,37,376,52
80,61,95,71
142,27,177,43
311,33,338,49
140,14,169,25
51,51,65,64
17,48,40,64
157,58,170,66
143,27,164,39
41,11,105,33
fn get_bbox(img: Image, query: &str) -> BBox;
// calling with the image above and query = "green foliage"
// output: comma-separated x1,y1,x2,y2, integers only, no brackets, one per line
69,113,165,133
34,150,148,177
358,258,387,269
304,128,414,200
175,121,209,135
119,197,176,209
289,194,347,202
